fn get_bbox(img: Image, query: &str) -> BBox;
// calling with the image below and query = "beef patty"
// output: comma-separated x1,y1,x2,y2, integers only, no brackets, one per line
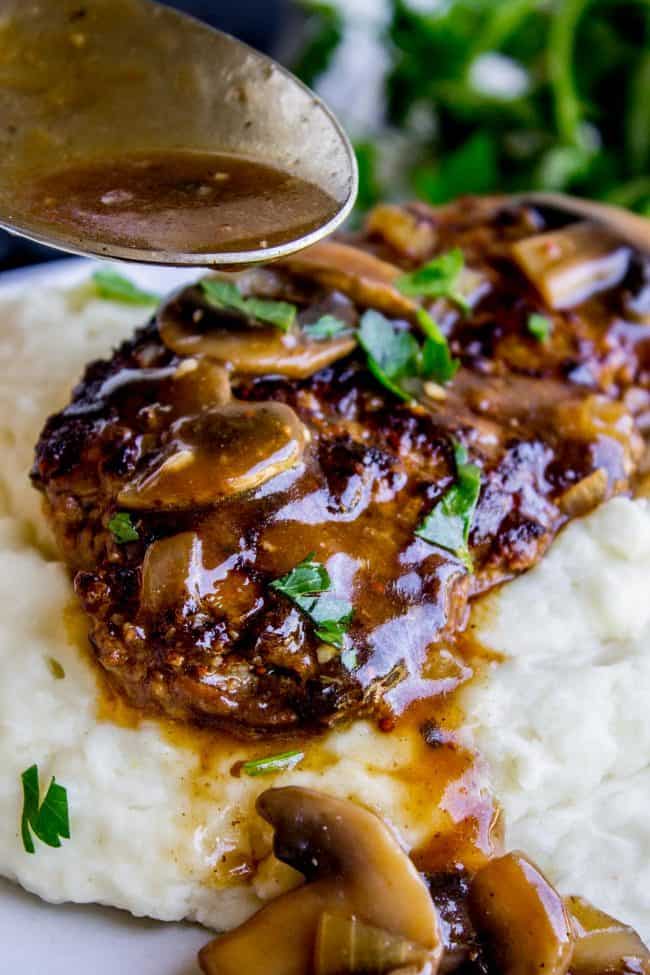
32,196,650,736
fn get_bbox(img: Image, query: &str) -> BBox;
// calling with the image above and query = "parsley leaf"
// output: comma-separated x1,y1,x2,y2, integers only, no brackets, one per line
271,555,353,650
47,658,65,680
418,309,460,383
527,313,552,342
358,308,458,400
201,279,296,331
91,269,159,305
241,750,304,777
358,309,420,402
21,765,70,854
303,314,351,340
108,512,139,544
396,249,469,312
416,443,481,569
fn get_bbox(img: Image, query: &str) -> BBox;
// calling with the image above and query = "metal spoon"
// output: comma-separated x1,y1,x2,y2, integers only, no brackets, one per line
0,0,357,266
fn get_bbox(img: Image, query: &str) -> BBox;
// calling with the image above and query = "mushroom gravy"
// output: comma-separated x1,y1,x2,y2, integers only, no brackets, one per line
21,150,339,255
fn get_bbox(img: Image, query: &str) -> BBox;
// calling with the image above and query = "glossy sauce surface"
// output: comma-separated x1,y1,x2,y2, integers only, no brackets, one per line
24,150,339,255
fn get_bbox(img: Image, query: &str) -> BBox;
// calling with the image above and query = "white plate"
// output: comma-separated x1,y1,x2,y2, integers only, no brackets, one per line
0,258,213,975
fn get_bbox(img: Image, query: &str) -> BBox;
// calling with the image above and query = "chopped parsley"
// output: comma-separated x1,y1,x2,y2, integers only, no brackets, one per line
527,313,553,343
91,269,159,305
396,249,469,312
303,314,351,340
47,658,65,680
200,279,296,331
20,765,70,854
416,443,481,569
357,308,458,401
108,512,139,544
241,750,304,777
271,555,353,649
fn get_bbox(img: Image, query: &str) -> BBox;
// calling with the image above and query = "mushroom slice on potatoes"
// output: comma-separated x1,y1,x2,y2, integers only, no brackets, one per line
468,851,574,975
566,896,650,975
199,787,442,975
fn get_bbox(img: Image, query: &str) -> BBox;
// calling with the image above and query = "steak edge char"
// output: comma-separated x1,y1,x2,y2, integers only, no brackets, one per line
32,197,650,736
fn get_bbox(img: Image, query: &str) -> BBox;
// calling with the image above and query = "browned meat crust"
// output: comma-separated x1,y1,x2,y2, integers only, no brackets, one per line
31,196,650,736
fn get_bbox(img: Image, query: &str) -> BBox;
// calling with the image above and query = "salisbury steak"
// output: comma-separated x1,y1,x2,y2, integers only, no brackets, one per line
32,197,650,736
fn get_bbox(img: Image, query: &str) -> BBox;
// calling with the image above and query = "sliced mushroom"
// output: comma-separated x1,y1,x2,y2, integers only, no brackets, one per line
566,896,650,975
118,401,309,510
278,240,418,319
511,221,631,309
467,851,574,975
169,358,231,412
159,285,356,379
199,787,442,975
314,913,432,975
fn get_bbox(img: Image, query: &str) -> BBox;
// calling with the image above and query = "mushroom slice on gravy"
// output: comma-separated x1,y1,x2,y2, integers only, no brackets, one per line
118,401,309,509
468,851,574,975
278,240,418,319
199,787,442,975
511,221,631,310
159,285,356,379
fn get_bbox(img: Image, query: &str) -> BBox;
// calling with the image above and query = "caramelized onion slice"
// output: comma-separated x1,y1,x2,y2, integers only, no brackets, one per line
278,240,418,319
567,896,650,975
199,788,442,975
468,852,574,975
511,221,631,309
315,913,432,975
159,285,356,379
365,204,437,263
558,468,608,517
118,401,309,510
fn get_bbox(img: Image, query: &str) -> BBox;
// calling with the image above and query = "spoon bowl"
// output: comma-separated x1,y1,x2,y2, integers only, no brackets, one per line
0,0,357,266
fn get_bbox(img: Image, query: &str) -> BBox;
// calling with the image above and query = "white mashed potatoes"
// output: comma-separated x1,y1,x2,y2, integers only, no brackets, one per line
0,266,649,938
467,496,650,939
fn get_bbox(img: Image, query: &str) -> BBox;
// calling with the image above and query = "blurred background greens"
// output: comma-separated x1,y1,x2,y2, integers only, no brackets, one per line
293,0,650,217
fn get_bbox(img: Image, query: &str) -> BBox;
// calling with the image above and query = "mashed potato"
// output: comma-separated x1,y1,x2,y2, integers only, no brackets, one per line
467,496,650,938
1,265,649,939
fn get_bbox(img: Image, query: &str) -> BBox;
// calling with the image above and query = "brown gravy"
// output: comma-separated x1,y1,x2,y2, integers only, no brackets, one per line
25,150,339,255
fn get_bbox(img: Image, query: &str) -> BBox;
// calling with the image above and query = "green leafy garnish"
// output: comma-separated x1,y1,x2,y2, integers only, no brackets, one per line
271,555,353,649
417,309,460,384
397,249,469,312
241,750,305,777
108,512,139,544
357,309,458,401
358,309,421,402
527,312,552,342
21,765,70,854
47,658,65,680
303,314,351,340
416,443,482,569
200,279,296,332
91,269,159,305
294,1,650,218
